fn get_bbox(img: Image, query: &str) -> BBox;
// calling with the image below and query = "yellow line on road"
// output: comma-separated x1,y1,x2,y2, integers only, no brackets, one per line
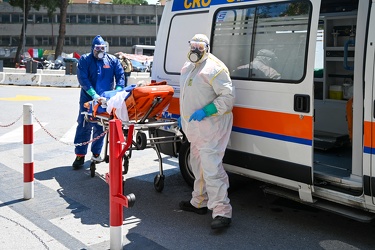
0,95,51,101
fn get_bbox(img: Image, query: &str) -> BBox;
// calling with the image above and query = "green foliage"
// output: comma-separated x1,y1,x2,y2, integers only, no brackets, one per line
112,0,148,5
9,0,45,11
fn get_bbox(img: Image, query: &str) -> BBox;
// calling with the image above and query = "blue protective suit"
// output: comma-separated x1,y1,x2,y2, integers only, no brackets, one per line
73,35,125,156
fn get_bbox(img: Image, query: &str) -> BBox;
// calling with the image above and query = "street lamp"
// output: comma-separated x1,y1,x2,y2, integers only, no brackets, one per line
23,0,26,56
155,2,160,42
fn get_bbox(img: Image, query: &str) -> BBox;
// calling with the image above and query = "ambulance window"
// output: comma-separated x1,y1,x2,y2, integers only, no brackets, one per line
212,1,311,82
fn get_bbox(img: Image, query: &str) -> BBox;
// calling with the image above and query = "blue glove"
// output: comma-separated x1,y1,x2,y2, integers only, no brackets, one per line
92,94,100,102
189,109,206,122
177,116,182,128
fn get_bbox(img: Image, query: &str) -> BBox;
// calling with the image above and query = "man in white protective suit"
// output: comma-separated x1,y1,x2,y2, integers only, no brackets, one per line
178,34,235,230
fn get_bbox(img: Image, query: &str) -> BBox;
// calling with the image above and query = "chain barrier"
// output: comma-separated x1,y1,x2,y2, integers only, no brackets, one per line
0,113,23,127
29,110,108,146
1,109,107,146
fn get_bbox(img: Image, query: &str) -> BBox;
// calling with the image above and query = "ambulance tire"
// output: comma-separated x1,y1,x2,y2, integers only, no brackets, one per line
178,140,194,188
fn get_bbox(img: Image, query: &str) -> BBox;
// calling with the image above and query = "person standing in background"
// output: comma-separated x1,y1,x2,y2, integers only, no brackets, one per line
72,35,125,169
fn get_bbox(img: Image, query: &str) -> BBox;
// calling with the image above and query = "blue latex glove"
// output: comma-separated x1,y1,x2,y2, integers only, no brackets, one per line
177,117,182,128
92,94,100,102
189,109,206,122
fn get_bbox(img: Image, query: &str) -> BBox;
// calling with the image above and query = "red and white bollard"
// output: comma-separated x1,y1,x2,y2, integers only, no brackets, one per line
109,119,135,250
23,103,34,199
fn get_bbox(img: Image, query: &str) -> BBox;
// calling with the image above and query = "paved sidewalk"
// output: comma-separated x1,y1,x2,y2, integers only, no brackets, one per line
0,163,89,249
0,160,169,250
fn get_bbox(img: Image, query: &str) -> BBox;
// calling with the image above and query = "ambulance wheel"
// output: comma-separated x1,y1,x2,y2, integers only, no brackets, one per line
90,162,96,178
154,174,165,192
178,140,194,188
136,131,147,150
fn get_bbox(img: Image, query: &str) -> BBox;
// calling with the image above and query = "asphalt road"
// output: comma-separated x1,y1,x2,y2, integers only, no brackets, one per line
1,85,375,250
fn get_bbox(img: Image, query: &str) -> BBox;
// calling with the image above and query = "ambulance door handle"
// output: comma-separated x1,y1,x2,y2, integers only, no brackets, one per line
294,94,310,113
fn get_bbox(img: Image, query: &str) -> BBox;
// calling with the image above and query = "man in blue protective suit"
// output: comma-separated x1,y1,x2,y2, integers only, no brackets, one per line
72,35,125,169
178,34,235,230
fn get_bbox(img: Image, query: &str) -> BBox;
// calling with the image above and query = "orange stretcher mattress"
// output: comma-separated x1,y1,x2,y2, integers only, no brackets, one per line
85,81,174,121
126,83,174,121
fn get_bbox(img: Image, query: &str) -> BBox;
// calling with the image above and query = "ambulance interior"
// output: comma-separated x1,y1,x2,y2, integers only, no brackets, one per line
312,0,361,195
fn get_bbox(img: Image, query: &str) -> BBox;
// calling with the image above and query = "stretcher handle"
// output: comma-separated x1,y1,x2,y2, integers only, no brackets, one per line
119,124,134,157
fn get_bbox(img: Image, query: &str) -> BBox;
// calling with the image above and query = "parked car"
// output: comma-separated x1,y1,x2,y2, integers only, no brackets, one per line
130,59,147,72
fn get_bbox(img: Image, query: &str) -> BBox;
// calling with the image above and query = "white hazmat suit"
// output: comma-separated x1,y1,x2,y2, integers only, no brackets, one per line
180,34,235,220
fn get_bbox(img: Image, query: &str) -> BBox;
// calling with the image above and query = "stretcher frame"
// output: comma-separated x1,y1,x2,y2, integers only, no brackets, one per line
82,100,184,192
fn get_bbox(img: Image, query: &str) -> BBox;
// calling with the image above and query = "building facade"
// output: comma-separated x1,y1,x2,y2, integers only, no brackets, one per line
0,2,164,66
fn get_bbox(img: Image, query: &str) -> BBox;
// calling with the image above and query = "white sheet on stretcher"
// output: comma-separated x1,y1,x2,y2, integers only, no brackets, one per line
105,90,130,122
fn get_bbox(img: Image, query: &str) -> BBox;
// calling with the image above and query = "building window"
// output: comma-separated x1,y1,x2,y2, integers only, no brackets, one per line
139,16,152,24
85,36,91,46
35,14,51,23
65,37,72,46
120,15,135,24
66,14,77,23
78,15,95,24
99,15,115,24
107,37,120,46
138,37,153,45
120,37,134,46
11,36,19,46
26,37,33,46
42,37,50,46
0,14,11,23
12,14,23,23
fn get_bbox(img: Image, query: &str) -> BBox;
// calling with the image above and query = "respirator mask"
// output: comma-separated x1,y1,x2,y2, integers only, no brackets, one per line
188,41,208,63
94,44,106,60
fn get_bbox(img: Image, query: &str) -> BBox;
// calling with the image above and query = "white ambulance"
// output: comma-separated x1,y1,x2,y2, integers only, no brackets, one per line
152,0,375,222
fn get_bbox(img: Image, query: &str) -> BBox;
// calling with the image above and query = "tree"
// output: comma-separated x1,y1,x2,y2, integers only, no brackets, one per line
9,0,45,64
55,0,69,60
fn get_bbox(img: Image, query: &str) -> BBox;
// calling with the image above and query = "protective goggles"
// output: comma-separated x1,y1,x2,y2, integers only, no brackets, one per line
189,41,207,52
94,45,106,52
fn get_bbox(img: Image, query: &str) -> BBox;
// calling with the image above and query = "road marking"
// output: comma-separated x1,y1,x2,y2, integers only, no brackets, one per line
0,122,48,143
0,95,51,101
60,123,77,143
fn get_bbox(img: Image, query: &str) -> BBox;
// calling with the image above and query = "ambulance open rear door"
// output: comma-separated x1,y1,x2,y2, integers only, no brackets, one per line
206,0,321,202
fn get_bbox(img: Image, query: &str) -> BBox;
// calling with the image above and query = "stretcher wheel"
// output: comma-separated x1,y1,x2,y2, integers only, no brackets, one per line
136,131,147,150
123,156,129,174
126,193,136,207
154,174,165,192
90,162,96,178
104,155,109,163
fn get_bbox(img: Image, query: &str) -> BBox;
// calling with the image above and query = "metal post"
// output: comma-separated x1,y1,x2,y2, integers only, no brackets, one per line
23,0,26,56
23,103,34,199
109,120,135,250
155,4,158,38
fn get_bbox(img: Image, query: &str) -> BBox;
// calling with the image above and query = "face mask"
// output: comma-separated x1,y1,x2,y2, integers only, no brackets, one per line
97,51,105,59
188,49,204,63
188,41,207,63
94,44,106,60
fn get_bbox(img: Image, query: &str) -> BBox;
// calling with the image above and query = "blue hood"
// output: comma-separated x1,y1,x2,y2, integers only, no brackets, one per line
91,35,106,53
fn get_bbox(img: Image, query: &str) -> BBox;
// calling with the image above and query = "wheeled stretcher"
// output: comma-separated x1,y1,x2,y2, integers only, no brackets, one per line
82,82,184,192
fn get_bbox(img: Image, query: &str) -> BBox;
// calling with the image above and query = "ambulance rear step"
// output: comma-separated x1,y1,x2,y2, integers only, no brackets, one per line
262,186,375,223
314,130,350,151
